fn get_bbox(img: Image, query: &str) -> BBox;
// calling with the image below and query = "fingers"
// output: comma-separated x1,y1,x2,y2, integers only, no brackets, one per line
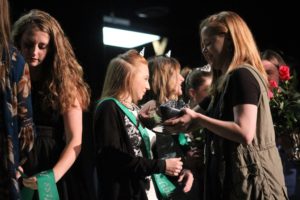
16,166,24,179
23,176,38,190
178,169,194,193
165,157,183,176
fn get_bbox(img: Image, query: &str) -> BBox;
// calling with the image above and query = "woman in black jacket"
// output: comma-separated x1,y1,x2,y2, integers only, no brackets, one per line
93,49,193,200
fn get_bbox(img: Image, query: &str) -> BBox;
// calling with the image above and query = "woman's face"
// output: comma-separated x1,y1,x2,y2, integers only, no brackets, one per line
131,63,150,102
20,26,50,68
174,69,184,96
169,69,184,98
201,26,228,72
262,60,279,84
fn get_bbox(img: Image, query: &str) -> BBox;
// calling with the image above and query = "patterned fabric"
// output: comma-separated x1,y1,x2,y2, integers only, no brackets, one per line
124,113,143,158
0,46,34,200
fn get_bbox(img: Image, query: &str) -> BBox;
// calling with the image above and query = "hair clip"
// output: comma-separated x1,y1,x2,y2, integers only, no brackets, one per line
165,50,171,58
139,47,145,57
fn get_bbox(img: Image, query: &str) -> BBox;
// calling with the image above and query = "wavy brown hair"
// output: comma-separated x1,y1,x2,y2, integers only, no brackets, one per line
101,49,147,104
12,9,90,112
200,11,267,95
0,0,10,68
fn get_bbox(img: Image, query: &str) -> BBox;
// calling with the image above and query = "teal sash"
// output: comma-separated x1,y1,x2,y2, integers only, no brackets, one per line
19,169,59,200
97,98,176,199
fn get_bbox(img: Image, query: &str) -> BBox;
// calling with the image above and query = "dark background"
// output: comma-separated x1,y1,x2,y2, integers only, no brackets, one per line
10,0,299,100
8,2,299,198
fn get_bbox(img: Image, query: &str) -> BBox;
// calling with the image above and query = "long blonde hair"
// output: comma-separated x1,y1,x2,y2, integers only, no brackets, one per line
148,56,181,104
200,11,267,95
101,49,147,104
12,9,90,112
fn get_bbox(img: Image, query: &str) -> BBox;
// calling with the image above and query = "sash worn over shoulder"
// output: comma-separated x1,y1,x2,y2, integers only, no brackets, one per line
97,98,176,199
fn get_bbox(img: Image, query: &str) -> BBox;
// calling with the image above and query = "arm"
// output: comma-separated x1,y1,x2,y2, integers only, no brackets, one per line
165,105,257,145
53,98,82,182
165,68,259,144
23,98,83,188
193,104,257,144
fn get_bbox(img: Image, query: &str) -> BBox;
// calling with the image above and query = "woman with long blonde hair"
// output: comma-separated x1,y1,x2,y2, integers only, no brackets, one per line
165,11,287,199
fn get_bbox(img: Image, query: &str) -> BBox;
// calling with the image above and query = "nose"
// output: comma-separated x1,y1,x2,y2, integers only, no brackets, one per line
146,80,150,90
29,45,38,56
202,46,208,54
179,73,184,83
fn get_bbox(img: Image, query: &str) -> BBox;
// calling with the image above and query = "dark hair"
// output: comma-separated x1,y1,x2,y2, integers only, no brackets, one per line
261,49,286,67
184,64,212,100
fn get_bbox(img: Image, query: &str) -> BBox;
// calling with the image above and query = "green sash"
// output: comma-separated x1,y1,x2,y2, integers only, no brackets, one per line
98,98,176,199
19,169,59,200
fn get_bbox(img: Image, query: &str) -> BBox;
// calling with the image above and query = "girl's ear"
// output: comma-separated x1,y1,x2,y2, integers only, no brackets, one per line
188,88,196,98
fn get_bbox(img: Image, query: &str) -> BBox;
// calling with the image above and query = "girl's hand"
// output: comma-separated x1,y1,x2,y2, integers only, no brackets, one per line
23,176,38,190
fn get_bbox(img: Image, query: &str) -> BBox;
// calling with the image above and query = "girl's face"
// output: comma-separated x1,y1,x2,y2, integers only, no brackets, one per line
169,69,184,98
262,60,279,84
174,69,184,96
201,26,229,72
131,63,150,102
20,26,50,68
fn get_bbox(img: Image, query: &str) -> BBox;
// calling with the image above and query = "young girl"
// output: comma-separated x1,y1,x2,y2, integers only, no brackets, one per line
12,9,90,199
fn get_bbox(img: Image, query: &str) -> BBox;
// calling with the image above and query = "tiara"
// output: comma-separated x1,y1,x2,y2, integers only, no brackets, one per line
185,64,211,84
165,50,171,58
198,64,211,72
139,47,145,57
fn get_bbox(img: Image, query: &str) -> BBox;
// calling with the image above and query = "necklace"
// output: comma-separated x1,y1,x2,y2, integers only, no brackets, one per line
120,99,139,111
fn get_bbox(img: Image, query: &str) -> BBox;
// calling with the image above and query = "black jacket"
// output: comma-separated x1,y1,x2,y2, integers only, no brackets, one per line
94,100,165,200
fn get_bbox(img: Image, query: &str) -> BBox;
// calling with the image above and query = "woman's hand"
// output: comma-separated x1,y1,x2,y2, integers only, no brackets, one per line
178,169,194,193
165,157,183,176
163,108,199,133
23,176,38,190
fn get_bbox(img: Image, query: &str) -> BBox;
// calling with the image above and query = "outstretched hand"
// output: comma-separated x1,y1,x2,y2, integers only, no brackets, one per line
163,108,198,133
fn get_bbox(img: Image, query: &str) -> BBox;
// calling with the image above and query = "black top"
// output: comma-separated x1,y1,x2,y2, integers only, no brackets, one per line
223,68,260,121
94,100,165,200
204,67,260,200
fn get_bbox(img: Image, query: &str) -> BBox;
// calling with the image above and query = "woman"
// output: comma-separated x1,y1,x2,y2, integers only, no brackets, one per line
12,9,90,199
165,11,288,199
94,49,189,200
0,0,34,199
140,55,196,200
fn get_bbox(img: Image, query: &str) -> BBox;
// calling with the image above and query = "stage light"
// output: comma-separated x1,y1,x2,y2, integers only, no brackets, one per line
102,15,160,48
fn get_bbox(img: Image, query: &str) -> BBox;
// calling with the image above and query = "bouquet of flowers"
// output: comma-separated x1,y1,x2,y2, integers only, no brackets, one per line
268,65,300,160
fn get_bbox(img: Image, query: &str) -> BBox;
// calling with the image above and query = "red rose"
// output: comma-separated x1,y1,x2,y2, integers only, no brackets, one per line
279,65,290,81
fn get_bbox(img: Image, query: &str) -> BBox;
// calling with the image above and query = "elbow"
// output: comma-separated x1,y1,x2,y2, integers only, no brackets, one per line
75,143,82,156
242,133,254,145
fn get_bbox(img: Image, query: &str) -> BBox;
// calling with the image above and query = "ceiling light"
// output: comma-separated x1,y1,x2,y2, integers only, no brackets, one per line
103,27,160,48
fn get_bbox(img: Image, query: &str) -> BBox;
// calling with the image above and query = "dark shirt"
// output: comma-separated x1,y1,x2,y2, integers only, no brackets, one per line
205,67,260,200
94,100,165,200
